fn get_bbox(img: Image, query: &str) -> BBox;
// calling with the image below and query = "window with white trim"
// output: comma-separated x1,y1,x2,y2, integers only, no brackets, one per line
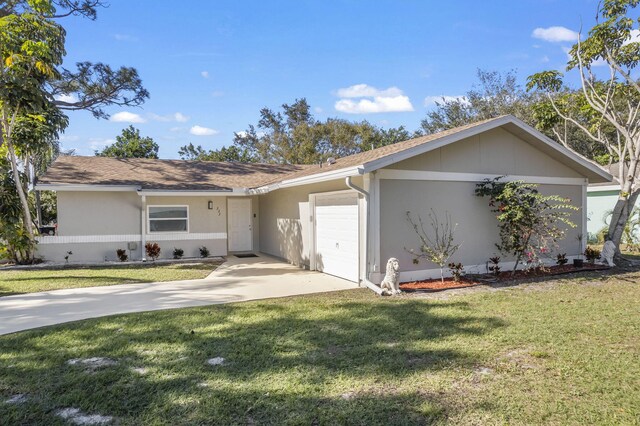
148,205,189,233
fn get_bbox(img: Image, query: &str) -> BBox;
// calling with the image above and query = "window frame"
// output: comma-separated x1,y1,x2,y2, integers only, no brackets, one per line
147,205,190,234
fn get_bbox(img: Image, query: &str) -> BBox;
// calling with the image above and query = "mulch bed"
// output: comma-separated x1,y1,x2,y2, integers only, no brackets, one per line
400,278,480,292
400,263,611,293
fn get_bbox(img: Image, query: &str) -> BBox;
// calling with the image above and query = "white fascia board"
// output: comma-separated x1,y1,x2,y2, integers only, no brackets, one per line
587,184,620,192
248,166,363,194
35,184,140,192
279,166,364,188
137,189,245,197
377,169,587,185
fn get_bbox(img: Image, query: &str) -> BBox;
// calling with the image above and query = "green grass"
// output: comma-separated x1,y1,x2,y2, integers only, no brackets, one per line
0,262,219,297
0,271,639,425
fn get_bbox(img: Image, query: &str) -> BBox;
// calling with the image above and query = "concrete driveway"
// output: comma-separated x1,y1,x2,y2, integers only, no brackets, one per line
0,254,358,335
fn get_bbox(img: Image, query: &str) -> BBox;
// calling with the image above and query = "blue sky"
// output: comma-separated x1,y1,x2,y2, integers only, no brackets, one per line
57,0,600,158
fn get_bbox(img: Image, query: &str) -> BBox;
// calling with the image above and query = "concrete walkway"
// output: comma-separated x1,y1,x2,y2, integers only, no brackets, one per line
0,254,358,335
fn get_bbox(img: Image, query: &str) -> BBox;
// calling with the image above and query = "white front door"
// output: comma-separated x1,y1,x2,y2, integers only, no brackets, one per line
228,198,252,252
314,192,359,282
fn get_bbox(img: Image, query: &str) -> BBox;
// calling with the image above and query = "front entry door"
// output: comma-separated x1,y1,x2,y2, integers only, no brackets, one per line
228,198,252,252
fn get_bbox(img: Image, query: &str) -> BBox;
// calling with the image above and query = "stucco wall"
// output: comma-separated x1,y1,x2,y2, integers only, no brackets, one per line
39,192,230,262
258,177,362,267
387,127,584,178
379,180,583,275
57,191,141,235
587,190,618,238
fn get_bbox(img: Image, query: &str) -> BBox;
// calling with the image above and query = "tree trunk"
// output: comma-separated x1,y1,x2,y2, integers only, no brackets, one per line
6,140,35,262
35,189,42,227
608,189,640,257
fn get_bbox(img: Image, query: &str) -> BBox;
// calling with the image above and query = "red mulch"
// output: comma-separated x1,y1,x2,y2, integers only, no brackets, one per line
494,263,609,280
400,278,479,292
400,263,610,293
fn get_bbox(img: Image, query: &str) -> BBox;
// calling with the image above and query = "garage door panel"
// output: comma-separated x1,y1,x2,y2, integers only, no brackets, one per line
314,193,359,282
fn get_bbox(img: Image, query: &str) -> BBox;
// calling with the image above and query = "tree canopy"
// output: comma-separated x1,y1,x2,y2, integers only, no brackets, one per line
96,126,158,159
182,98,417,164
527,0,640,256
0,0,148,263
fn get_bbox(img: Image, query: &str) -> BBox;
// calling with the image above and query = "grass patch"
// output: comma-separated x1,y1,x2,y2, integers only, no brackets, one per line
0,262,219,296
0,270,638,424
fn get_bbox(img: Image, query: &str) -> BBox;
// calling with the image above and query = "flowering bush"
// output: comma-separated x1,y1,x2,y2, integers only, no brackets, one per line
475,178,578,275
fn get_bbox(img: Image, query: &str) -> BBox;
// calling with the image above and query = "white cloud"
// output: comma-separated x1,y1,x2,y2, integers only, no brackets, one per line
335,84,404,98
201,71,209,78
54,93,78,103
532,26,579,43
169,127,184,132
314,107,324,114
149,112,190,122
211,90,224,97
59,134,79,142
111,111,146,123
333,84,414,114
89,138,115,151
235,131,248,138
423,95,467,107
624,29,640,45
190,125,218,136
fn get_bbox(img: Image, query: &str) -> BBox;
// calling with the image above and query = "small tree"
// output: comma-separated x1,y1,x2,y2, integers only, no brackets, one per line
406,210,461,282
475,178,578,274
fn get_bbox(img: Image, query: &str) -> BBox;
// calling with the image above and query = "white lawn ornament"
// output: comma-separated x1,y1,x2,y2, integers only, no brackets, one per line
602,240,616,267
380,257,401,296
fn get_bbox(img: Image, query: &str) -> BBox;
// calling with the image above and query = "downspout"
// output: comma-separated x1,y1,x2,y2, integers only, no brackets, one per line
345,176,383,295
140,194,147,261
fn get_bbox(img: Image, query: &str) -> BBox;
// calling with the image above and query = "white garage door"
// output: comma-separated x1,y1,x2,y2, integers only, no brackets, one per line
314,192,359,282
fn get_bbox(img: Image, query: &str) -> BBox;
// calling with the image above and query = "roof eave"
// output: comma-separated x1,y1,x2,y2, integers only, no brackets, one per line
247,165,364,194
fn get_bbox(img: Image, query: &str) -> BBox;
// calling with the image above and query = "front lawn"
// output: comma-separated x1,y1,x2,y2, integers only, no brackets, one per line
1,269,638,424
0,261,220,297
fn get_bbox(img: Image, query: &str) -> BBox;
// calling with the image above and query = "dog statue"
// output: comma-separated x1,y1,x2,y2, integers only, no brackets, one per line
380,257,401,296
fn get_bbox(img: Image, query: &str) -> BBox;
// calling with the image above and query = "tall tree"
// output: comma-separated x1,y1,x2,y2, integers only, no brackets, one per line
232,98,417,164
0,0,148,263
96,126,158,158
527,0,640,258
421,69,536,134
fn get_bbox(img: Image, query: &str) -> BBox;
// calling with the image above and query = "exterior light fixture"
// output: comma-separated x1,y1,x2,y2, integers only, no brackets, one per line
208,201,213,210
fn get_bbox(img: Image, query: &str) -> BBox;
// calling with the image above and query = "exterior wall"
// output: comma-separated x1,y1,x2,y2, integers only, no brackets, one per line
387,127,584,178
587,190,619,239
378,180,583,278
57,191,141,235
37,191,229,263
258,177,362,268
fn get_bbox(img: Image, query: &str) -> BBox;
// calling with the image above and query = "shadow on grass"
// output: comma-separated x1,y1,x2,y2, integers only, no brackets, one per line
0,295,504,424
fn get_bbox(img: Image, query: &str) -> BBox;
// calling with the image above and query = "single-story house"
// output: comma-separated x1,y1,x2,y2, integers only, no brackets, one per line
586,162,623,241
37,115,612,284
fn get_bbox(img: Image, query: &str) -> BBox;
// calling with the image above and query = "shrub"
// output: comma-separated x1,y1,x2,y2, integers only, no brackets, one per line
406,210,461,283
116,249,128,262
173,248,184,259
145,242,161,261
199,246,210,258
584,246,601,264
448,262,464,282
488,256,501,276
475,178,578,274
556,253,568,266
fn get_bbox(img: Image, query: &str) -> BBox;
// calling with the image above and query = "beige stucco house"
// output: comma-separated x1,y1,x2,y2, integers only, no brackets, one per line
37,115,612,284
